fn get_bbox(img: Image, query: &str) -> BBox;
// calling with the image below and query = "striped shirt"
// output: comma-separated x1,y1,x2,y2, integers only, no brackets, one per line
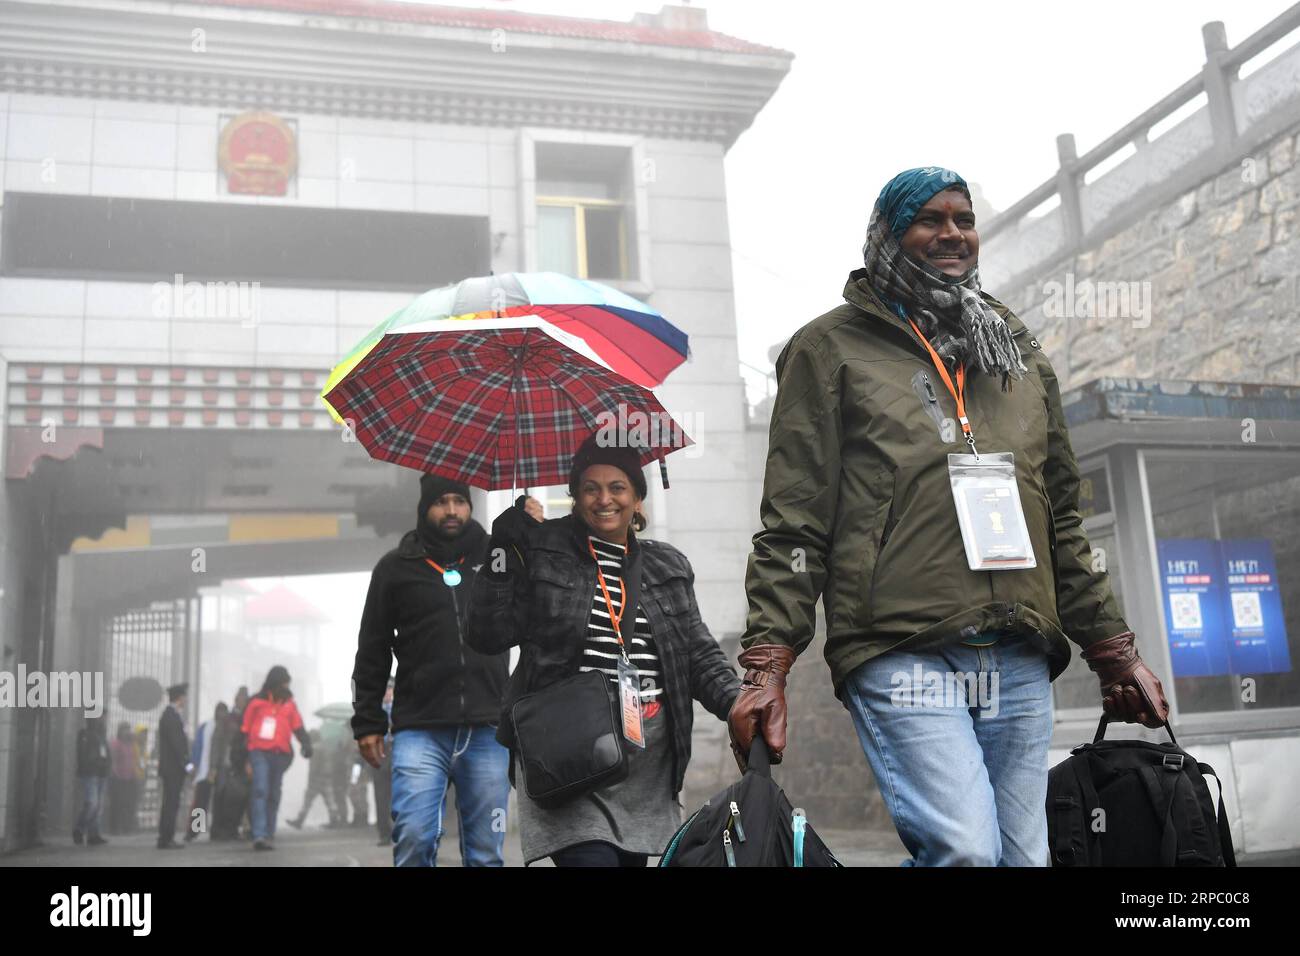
581,536,664,702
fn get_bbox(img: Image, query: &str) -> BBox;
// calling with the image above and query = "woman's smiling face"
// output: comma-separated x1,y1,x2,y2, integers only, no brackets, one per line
900,187,979,277
574,463,640,543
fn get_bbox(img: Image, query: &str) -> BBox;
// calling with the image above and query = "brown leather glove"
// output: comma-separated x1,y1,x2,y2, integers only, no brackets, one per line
1081,631,1170,729
727,644,796,772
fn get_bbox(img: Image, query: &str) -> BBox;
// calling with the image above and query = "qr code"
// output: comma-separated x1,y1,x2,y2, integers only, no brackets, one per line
1170,591,1202,630
1231,591,1264,629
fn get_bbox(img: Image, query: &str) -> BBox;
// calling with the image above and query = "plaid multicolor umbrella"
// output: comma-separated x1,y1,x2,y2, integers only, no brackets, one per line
323,315,692,491
320,272,688,423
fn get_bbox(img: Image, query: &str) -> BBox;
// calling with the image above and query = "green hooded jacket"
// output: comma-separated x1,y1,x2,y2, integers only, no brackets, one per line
742,268,1130,694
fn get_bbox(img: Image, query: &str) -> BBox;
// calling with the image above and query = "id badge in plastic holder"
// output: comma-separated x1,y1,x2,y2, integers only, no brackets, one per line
616,658,646,750
947,452,1037,571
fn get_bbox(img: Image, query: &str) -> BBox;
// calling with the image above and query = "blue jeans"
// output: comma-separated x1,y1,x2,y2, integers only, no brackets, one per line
75,776,106,839
390,726,510,867
841,633,1053,866
249,749,292,842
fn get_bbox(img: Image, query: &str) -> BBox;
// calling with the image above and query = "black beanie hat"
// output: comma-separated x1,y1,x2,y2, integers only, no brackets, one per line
420,473,472,516
567,432,648,500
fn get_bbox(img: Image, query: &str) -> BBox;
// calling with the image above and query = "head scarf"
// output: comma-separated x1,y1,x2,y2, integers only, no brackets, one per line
861,166,1026,388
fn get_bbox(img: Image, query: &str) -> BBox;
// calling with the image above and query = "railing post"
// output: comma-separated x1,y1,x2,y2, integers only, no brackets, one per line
1201,21,1239,156
1055,133,1084,249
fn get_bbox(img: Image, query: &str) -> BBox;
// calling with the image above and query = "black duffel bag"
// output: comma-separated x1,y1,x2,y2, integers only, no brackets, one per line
660,737,841,867
1047,716,1236,867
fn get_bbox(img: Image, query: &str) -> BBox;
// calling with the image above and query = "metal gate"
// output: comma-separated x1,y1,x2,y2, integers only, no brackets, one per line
102,601,191,832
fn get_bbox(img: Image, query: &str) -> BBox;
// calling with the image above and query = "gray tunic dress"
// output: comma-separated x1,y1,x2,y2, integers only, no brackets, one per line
517,536,682,864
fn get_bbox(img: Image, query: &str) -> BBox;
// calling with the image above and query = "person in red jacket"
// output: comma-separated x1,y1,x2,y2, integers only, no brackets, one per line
241,665,313,851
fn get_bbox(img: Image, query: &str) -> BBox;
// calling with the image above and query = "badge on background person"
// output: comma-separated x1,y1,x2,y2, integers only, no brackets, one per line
258,714,278,741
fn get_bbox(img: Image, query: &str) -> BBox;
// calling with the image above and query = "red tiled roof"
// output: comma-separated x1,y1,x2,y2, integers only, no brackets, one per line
191,0,787,56
244,584,328,623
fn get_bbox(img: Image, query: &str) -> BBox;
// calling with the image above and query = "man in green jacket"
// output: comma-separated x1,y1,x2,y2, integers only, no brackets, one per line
729,166,1170,866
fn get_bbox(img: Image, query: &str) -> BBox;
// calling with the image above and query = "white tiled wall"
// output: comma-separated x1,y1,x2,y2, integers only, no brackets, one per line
1,94,519,209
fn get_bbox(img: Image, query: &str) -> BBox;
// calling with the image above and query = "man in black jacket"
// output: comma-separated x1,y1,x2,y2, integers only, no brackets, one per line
156,683,191,850
352,475,525,867
73,715,111,846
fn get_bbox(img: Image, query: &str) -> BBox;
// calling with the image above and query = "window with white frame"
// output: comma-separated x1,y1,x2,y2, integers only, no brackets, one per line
535,142,635,281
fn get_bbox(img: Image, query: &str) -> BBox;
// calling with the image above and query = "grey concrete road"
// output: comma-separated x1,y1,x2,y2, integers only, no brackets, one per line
0,821,909,867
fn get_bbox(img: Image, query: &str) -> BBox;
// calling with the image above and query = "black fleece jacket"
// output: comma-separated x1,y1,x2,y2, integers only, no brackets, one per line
351,505,508,739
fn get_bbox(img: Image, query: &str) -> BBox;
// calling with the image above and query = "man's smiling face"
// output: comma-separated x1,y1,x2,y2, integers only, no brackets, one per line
900,187,979,277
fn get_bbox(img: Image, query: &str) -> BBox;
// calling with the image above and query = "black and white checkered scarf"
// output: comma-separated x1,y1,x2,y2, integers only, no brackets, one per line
861,208,1026,389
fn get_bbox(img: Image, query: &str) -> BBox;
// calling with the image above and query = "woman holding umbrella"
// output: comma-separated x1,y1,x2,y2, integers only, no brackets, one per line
468,432,740,867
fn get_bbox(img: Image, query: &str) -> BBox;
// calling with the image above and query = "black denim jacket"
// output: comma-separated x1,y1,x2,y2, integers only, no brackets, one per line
466,513,739,798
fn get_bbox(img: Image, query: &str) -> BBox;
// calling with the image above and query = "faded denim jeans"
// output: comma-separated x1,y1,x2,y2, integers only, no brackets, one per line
841,632,1054,866
249,749,293,842
74,776,107,840
390,725,510,867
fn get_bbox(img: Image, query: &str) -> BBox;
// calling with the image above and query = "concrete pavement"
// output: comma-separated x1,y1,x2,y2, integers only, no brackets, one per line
0,821,909,867
5,824,1289,866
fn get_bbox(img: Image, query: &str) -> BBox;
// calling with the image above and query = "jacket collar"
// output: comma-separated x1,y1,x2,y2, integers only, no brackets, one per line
535,513,693,585
843,267,913,339
396,519,488,563
559,511,641,564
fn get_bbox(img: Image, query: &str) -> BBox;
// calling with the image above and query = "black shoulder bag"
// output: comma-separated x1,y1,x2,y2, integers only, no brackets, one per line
511,669,628,808
509,535,645,808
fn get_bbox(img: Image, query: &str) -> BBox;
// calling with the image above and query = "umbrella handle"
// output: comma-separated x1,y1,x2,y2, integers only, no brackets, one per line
509,328,529,498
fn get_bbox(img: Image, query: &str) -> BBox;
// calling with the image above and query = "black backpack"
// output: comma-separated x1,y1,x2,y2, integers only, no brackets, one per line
660,738,841,867
1047,717,1236,867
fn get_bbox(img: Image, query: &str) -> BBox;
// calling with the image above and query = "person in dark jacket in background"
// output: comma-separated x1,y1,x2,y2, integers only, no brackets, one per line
469,433,741,867
156,683,191,850
73,715,111,846
185,701,227,841
329,730,353,827
287,729,338,829
353,474,513,867
211,685,249,841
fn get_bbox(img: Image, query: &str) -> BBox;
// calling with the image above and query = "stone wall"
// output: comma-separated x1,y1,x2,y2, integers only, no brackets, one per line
991,125,1300,392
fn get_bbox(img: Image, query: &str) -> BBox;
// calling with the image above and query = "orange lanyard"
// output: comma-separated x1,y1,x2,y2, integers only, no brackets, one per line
588,538,629,661
424,556,462,574
907,317,979,458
